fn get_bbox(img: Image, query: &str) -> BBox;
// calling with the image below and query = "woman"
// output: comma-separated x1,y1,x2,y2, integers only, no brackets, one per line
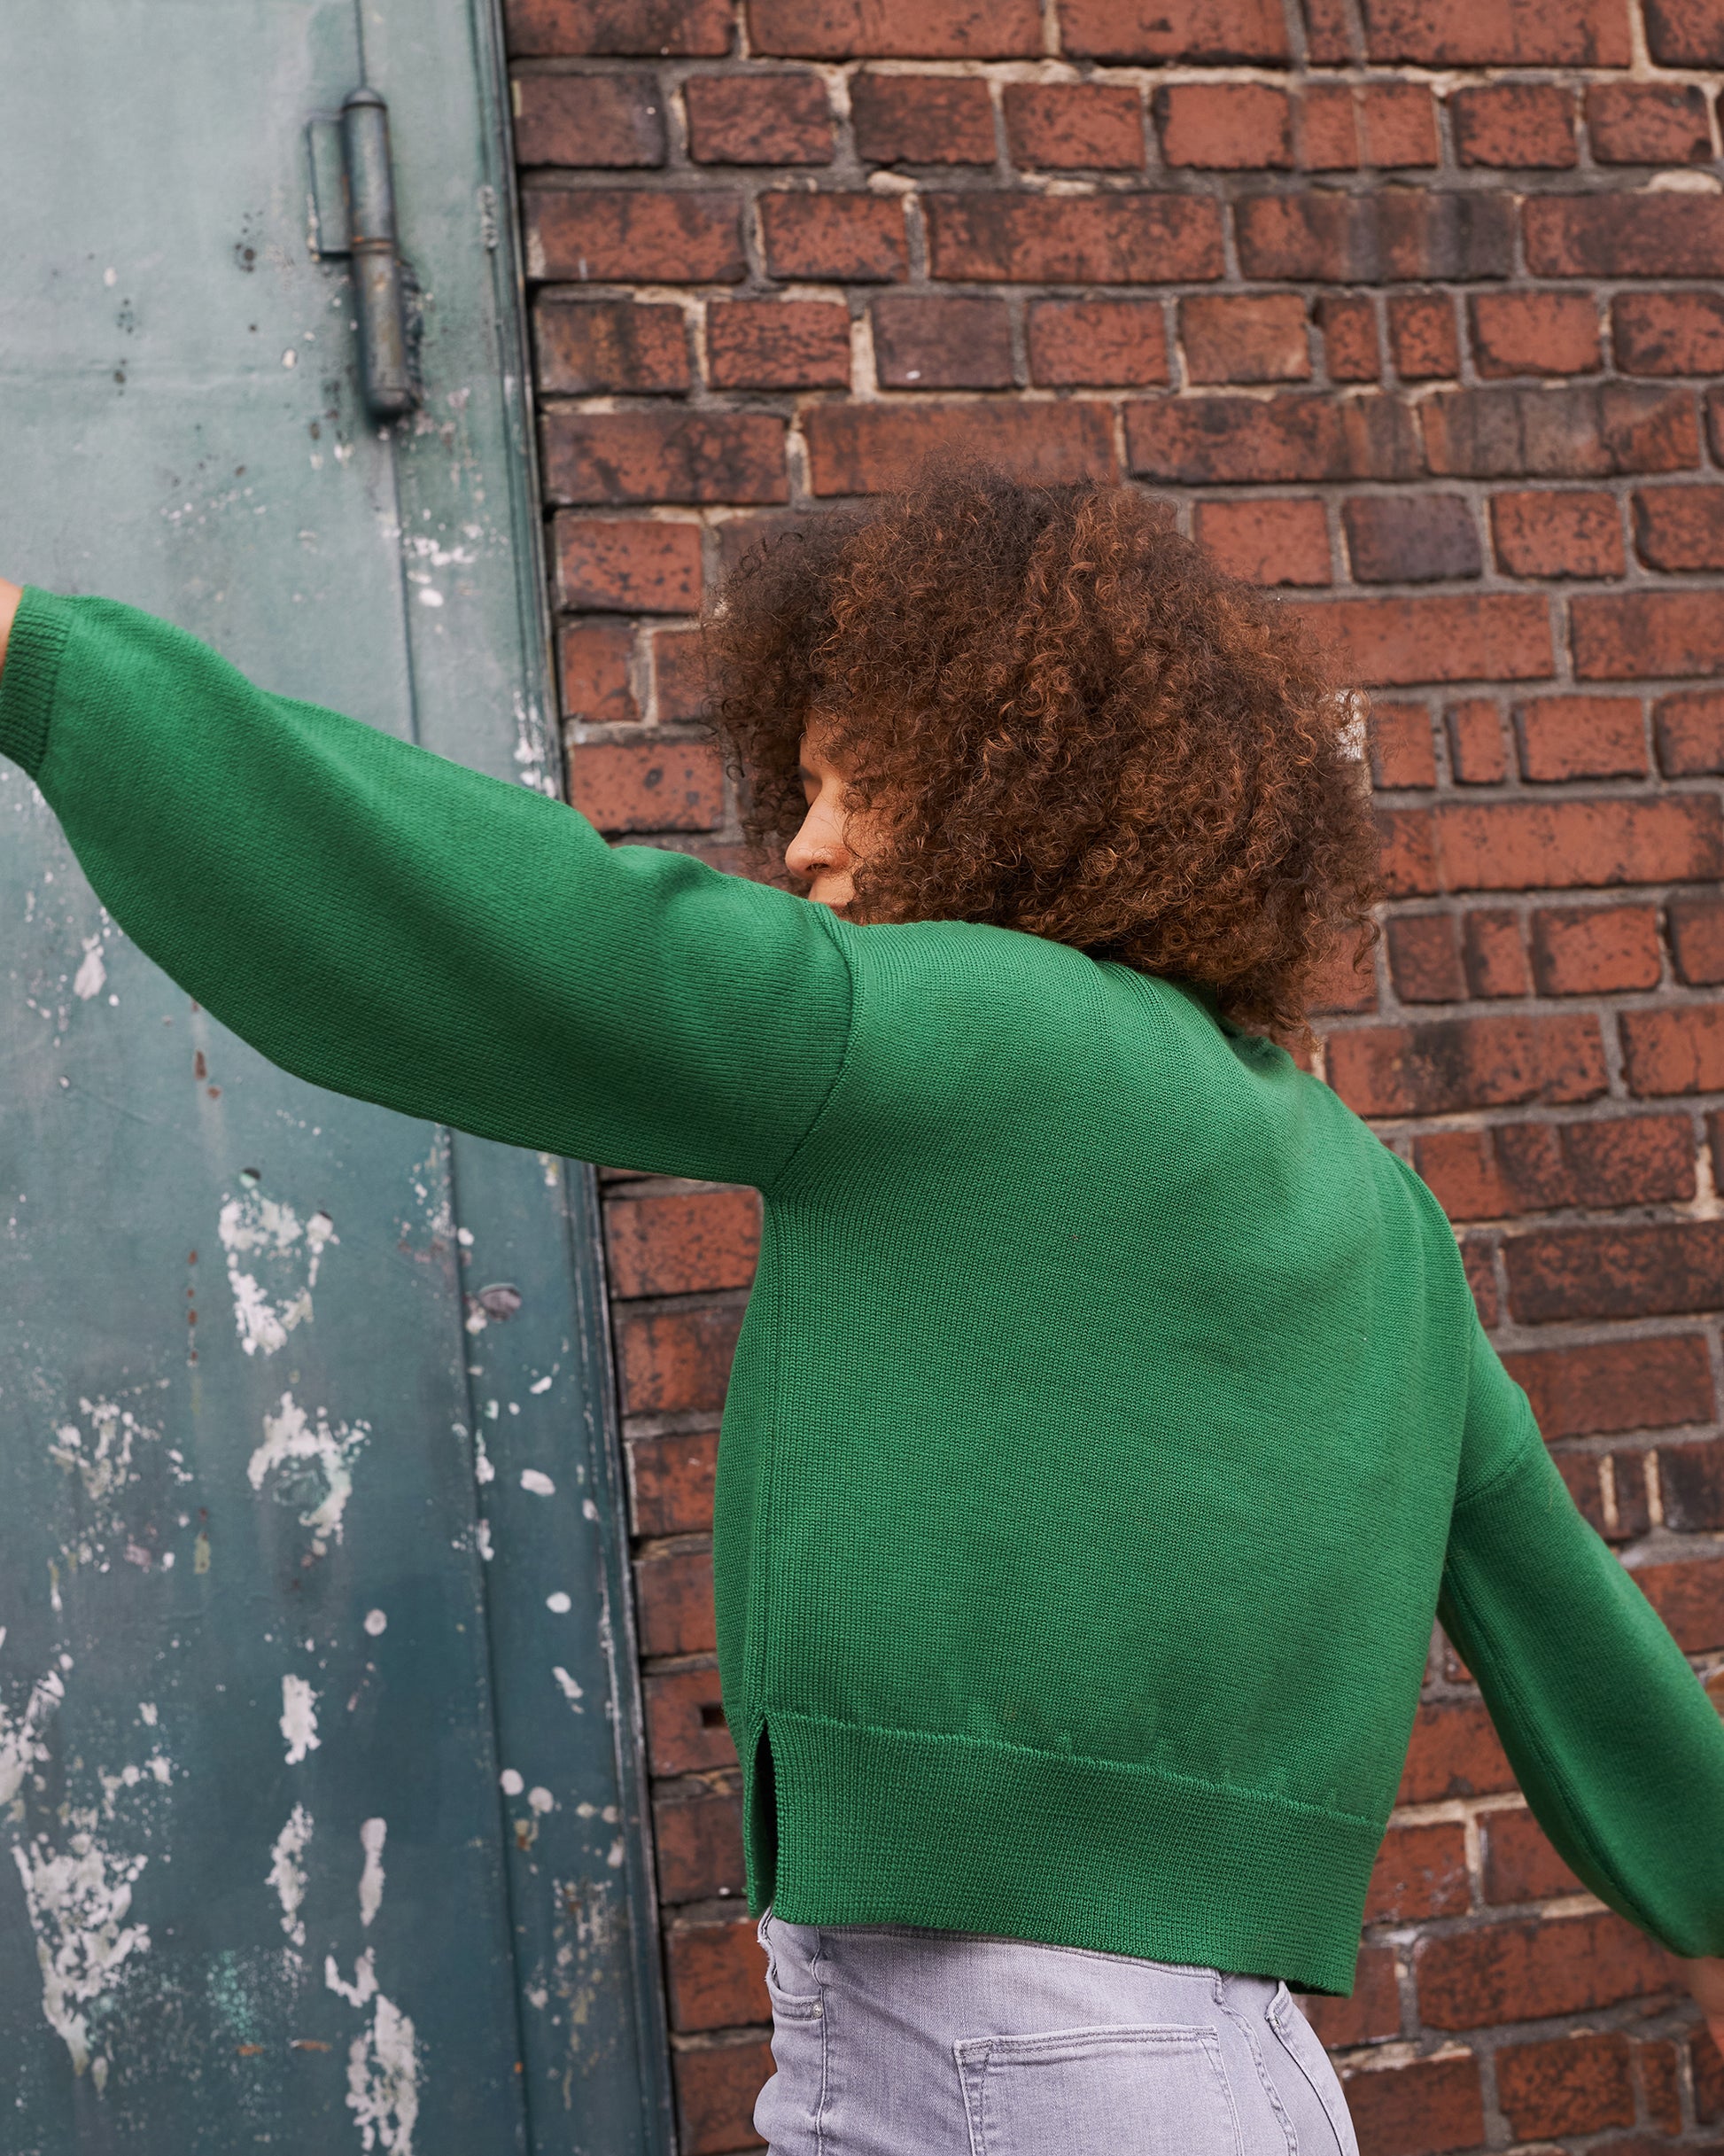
1,466,1720,2156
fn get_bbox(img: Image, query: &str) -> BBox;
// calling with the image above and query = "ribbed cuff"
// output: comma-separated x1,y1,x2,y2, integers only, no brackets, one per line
0,586,74,780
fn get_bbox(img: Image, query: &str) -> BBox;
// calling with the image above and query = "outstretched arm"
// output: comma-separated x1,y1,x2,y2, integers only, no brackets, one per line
0,584,851,1188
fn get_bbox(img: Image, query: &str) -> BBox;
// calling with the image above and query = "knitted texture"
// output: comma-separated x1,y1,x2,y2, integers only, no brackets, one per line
4,585,1721,1994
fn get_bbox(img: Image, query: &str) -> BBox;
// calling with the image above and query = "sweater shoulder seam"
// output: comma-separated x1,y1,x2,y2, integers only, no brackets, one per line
757,902,858,1200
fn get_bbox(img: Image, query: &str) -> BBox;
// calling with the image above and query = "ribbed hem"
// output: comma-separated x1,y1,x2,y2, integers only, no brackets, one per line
753,1708,1380,1997
0,586,74,780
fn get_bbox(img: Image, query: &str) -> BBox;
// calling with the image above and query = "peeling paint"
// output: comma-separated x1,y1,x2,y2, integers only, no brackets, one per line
358,1816,386,1928
519,1469,555,1498
281,1673,320,1764
346,1994,420,2153
0,1667,64,1809
219,1186,338,1356
72,936,106,1000
48,1397,155,1511
551,1667,583,1713
12,1810,150,2079
248,1391,371,1555
268,1804,313,1946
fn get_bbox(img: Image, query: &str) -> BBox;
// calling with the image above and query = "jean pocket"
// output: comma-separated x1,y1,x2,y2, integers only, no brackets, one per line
953,2024,1239,2156
758,1910,825,2021
1264,1986,1357,2156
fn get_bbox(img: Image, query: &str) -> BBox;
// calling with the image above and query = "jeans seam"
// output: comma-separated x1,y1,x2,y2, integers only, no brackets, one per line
1267,1989,1353,2156
1215,1995,1299,2156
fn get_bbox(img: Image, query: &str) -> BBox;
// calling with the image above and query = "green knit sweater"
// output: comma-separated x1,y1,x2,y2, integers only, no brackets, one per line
4,587,1722,1995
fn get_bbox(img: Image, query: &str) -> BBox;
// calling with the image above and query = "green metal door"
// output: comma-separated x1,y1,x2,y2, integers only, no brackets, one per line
0,5,673,2151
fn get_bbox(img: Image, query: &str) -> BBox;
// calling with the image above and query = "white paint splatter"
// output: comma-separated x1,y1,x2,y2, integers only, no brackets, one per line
358,1817,386,1928
527,1786,554,1815
268,1805,314,1946
346,1994,420,2153
519,1469,555,1498
219,1187,338,1357
363,1609,387,1638
326,1946,377,2008
499,1768,523,1796
12,1811,149,2076
281,1674,320,1765
48,1398,154,1510
248,1392,370,1556
545,1592,571,1615
474,1521,493,1562
551,1667,583,1712
72,938,106,1000
528,1375,552,1396
0,1668,65,1808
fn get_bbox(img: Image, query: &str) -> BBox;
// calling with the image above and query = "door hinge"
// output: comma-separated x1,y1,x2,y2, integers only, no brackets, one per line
306,89,417,420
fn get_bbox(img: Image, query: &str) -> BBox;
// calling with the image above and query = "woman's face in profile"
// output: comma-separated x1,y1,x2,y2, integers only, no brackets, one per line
785,722,874,914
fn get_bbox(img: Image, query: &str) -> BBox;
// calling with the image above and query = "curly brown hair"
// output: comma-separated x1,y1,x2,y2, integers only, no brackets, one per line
703,463,1378,1039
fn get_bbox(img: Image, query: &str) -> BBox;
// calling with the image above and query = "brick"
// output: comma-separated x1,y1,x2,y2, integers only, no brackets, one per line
1462,1235,1500,1323
1530,906,1661,995
1318,294,1379,382
569,740,724,836
1359,0,1631,64
685,72,833,164
1155,82,1290,168
1302,1946,1399,2050
1296,83,1356,171
1375,808,1439,898
1178,293,1309,384
707,299,850,390
1368,702,1436,788
653,1779,743,1901
749,0,1040,54
1416,1911,1671,2030
1463,910,1531,998
1657,689,1724,775
1662,1437,1724,1529
1234,191,1515,284
804,401,1116,497
1506,1219,1724,1322
758,191,905,280
1339,2053,1483,2155
1573,590,1724,681
1328,1014,1606,1117
1386,291,1459,381
1302,0,1354,64
1385,914,1463,1002
1644,2038,1684,2134
1615,292,1724,378
652,627,706,721
1699,2027,1724,2120
628,1426,720,1537
511,72,667,165
1560,1446,1654,1543
524,188,744,282
504,0,733,57
1193,497,1330,587
1290,594,1551,687
1635,1554,1724,1650
645,1664,735,1774
558,619,636,724
1359,81,1438,167
535,297,690,393
1489,490,1624,580
1026,300,1168,386
673,2037,774,2156
1588,82,1712,167
1345,495,1479,583
1515,696,1646,782
1126,393,1419,486
1672,900,1724,986
1004,82,1143,170
871,294,1013,389
542,410,788,504
1058,0,1289,61
1622,1007,1724,1099
555,516,701,613
1526,196,1724,280
1422,1123,1696,1227
1499,2032,1635,2137
665,1911,768,2031
615,1300,742,1411
1644,0,1724,64
606,1187,760,1297
1635,486,1724,573
1363,1822,1469,1923
635,1544,717,1657
1422,385,1698,480
1432,797,1724,891
926,193,1223,283
850,73,995,164
1470,292,1600,379
1450,82,1575,168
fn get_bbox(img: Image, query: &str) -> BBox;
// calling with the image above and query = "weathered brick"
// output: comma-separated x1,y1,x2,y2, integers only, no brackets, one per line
1415,1911,1671,2030
542,410,788,504
850,73,995,164
1420,1117,1695,1222
672,2037,774,2156
1386,290,1460,382
1345,495,1479,583
1644,2037,1685,2134
749,0,1040,54
1318,294,1380,382
1470,291,1601,379
1530,905,1661,995
1498,2032,1634,2137
535,296,690,393
606,1187,760,1297
1376,808,1440,897
1573,589,1724,681
504,0,732,57
615,1299,742,1411
1587,82,1712,166
511,71,667,165
1514,696,1646,782
1526,195,1724,280
1450,82,1576,168
1326,1014,1607,1117
555,515,702,613
1699,2025,1724,2120
1504,1331,1710,1443
645,1663,734,1774
871,294,1013,389
1447,698,1509,783
1432,796,1724,891
635,1544,717,1657
1661,1436,1724,1529
568,738,723,833
1368,701,1436,788
1178,293,1309,384
627,1426,720,1537
1295,82,1356,170
1671,900,1724,987
1643,0,1724,65
1234,191,1515,284
558,619,637,724
1506,1218,1724,1322
1058,0,1290,61
1622,1006,1724,1099
1385,914,1463,1002
653,1779,743,1901
1359,81,1438,166
651,627,706,722
1127,393,1419,486
524,188,744,282
1193,497,1331,586
1155,82,1291,167
1559,1445,1653,1544
1615,292,1724,378
1463,910,1532,997
1656,689,1724,775
1301,0,1355,65
804,401,1116,496
926,193,1223,282
758,190,906,279
1004,82,1143,169
1635,1554,1724,1650
1489,490,1624,580
1422,385,1698,480
665,1911,768,2031
1359,0,1632,65
1026,299,1168,386
1462,1234,1500,1323
1302,1946,1400,2049
1291,594,1551,687
1634,486,1724,573
1339,2053,1484,2156
707,299,850,389
685,71,833,164
1363,1822,1469,1923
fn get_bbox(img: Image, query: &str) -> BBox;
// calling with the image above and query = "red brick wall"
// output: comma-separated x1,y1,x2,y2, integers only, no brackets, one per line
502,0,1724,2144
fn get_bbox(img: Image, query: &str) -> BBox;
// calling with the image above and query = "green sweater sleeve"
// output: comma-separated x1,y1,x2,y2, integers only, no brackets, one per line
0,587,852,1188
1439,1308,1724,1958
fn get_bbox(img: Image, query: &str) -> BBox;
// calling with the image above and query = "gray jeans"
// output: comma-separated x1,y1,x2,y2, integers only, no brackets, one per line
753,1909,1360,2155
